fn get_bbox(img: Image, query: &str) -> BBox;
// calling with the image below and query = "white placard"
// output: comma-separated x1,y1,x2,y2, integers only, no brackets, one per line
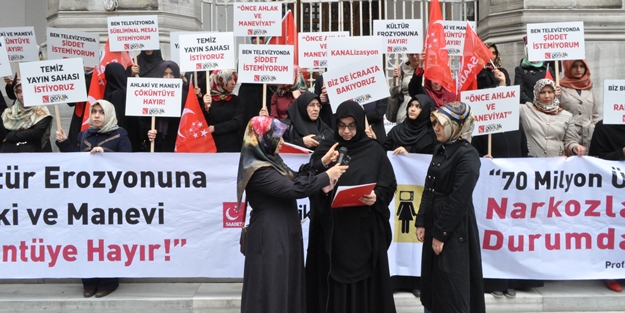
170,31,197,66
324,55,389,111
442,21,477,56
0,27,39,62
460,86,520,136
0,37,12,76
107,15,160,52
19,58,87,106
298,32,348,68
526,21,585,62
178,32,235,72
237,44,294,84
373,19,423,54
602,80,625,125
125,78,183,117
233,2,282,37
326,36,385,71
46,28,99,65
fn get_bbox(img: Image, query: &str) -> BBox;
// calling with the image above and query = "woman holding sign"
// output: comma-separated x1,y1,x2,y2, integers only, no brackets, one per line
514,38,558,104
558,59,599,149
306,100,397,313
202,70,245,152
0,82,53,153
416,101,485,313
238,116,346,313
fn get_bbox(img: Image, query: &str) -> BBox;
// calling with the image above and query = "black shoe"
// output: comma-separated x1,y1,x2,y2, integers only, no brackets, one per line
83,289,96,298
411,289,420,298
94,289,114,298
491,291,504,298
504,289,516,298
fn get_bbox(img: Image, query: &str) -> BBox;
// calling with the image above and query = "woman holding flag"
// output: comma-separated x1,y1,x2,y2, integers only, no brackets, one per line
202,70,245,152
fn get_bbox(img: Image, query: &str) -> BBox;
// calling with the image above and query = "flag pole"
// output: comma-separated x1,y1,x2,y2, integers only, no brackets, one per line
554,60,560,86
394,54,400,86
54,104,62,133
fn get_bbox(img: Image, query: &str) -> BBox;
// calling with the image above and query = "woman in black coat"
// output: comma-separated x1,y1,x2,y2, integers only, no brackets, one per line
202,70,245,152
282,91,333,150
416,101,485,313
0,82,53,153
306,100,398,313
477,43,510,89
514,45,557,104
384,94,437,154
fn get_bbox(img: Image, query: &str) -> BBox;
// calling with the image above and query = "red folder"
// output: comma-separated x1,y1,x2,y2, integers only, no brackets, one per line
331,183,377,208
279,142,312,154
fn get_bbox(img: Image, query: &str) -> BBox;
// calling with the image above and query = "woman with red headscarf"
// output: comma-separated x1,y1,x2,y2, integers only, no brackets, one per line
202,70,245,152
408,53,457,109
558,59,599,150
270,66,308,120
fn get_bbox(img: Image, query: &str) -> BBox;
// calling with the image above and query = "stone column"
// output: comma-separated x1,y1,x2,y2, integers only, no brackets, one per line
478,0,625,108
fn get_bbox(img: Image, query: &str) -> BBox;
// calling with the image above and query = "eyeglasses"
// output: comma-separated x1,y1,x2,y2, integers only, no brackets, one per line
307,103,322,109
338,123,357,131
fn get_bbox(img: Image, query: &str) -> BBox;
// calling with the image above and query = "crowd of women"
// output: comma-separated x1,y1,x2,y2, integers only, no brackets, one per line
1,32,624,311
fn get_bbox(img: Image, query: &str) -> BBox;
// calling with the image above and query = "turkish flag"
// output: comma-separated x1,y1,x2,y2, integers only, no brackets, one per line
424,0,455,93
268,10,298,65
175,82,217,153
544,63,554,81
457,23,493,93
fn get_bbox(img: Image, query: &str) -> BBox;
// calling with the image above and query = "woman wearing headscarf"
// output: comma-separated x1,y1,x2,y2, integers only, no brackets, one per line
388,53,422,123
0,82,53,153
127,50,164,78
306,101,398,313
66,66,94,147
514,38,558,104
282,91,333,150
270,66,308,120
559,59,599,149
384,94,436,154
238,116,346,313
55,99,130,298
477,43,510,89
201,69,245,152
146,61,187,152
104,62,141,151
408,60,457,109
520,79,586,157
416,101,485,313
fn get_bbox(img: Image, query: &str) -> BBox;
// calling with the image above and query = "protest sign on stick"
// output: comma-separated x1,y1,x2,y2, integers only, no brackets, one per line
107,15,160,52
126,78,183,118
179,32,235,72
233,2,282,37
526,21,585,62
0,27,38,62
460,86,521,144
603,80,625,125
373,20,423,54
237,44,294,85
326,36,385,71
47,28,99,65
442,21,476,56
298,32,348,69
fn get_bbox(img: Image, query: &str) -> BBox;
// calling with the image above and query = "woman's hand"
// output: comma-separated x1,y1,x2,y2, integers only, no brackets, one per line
573,145,586,157
147,129,157,142
494,69,506,86
365,126,376,139
483,154,493,159
303,134,320,148
555,85,562,98
195,87,202,98
131,64,140,76
325,164,348,183
209,125,215,133
418,53,425,68
393,146,408,155
432,238,444,255
320,86,328,104
416,227,425,242
203,94,212,111
181,75,188,84
3,76,13,84
55,129,67,142
90,147,104,154
258,107,268,116
393,66,401,78
359,190,377,206
321,142,340,166
292,89,301,99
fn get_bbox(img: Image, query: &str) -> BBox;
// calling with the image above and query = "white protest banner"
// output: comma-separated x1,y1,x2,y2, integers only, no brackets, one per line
107,15,160,52
126,78,183,117
442,21,477,56
298,32,348,68
0,27,39,62
326,36,385,70
0,38,12,76
324,55,388,110
233,2,282,37
603,80,625,125
237,44,294,84
526,21,585,62
460,85,520,136
179,32,235,72
373,19,423,54
170,31,196,65
19,58,87,106
46,28,99,65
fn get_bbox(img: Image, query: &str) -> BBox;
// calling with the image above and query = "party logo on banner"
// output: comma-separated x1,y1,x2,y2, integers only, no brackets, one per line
393,185,424,243
223,202,245,228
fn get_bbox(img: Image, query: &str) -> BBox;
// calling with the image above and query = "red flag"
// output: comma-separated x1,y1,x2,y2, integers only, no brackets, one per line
457,24,493,93
99,39,134,75
267,10,298,66
424,0,455,93
544,63,554,81
175,83,217,153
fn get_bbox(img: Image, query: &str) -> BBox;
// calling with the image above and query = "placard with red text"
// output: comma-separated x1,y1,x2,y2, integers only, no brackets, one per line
46,28,99,65
126,78,183,117
602,80,625,125
298,32,348,68
526,21,585,62
19,58,87,107
237,44,294,84
373,19,423,54
107,15,160,52
442,21,476,56
0,27,39,62
326,36,385,70
233,2,282,37
170,31,198,66
324,55,389,111
460,85,520,136
179,32,235,72
0,38,12,76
